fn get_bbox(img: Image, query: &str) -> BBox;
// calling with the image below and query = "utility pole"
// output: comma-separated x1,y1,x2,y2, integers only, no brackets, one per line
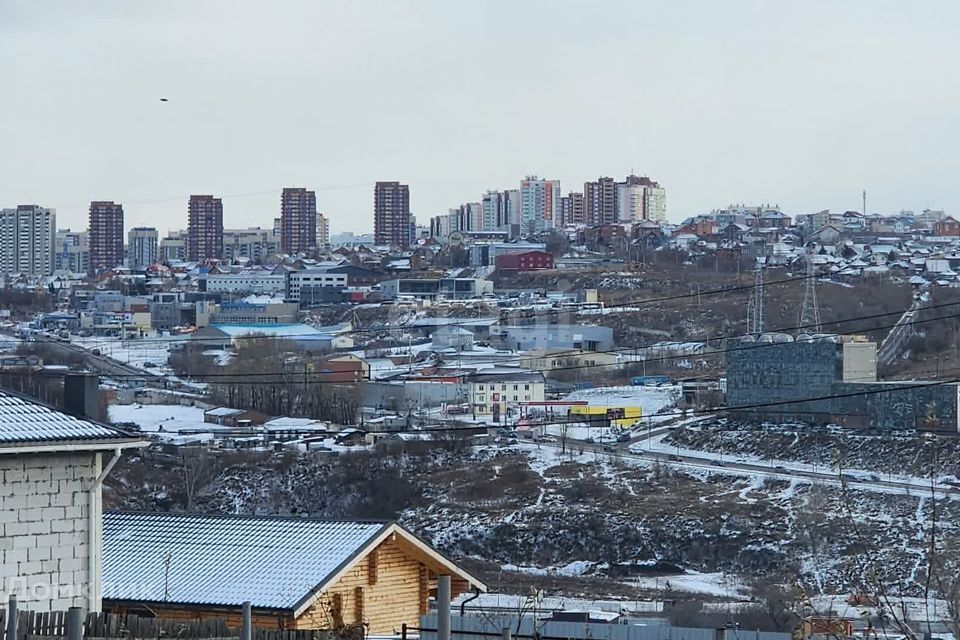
799,255,822,334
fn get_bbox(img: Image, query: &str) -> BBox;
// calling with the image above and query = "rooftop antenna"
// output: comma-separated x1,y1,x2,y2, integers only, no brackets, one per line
799,255,822,334
746,258,764,335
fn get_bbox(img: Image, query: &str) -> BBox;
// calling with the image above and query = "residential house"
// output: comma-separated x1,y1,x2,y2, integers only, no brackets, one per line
0,390,147,612
934,216,960,237
102,512,485,634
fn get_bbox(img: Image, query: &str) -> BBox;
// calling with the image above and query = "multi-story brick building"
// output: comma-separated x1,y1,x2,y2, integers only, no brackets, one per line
280,187,317,254
373,181,411,247
584,177,618,225
88,201,124,273
187,195,224,262
494,249,555,273
560,192,585,225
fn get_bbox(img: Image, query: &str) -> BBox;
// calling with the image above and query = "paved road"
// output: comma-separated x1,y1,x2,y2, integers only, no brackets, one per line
548,423,957,498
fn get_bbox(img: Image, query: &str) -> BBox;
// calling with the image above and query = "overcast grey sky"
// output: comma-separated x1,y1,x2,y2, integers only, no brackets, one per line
1,1,958,233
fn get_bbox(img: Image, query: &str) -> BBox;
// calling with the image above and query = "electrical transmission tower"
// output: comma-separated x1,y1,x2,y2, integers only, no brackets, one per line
799,256,822,333
746,260,764,335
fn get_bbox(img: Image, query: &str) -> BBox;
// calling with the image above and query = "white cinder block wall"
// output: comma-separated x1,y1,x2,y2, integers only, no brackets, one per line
0,452,99,611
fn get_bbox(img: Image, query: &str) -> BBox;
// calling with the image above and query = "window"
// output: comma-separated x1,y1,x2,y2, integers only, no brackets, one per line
513,384,518,390
524,384,530,390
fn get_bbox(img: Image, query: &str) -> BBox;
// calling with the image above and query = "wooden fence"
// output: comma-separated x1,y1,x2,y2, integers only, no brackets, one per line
0,600,322,640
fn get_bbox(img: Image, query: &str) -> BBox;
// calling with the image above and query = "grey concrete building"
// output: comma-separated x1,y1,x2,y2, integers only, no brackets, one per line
726,334,959,431
493,324,614,352
0,205,56,276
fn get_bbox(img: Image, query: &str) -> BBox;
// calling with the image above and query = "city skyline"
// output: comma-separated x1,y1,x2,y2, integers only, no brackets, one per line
3,2,960,231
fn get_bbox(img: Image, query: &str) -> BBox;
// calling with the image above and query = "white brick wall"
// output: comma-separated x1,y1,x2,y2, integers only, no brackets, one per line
0,452,97,611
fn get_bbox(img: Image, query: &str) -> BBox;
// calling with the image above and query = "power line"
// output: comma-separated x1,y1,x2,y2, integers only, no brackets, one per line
52,269,887,349
88,299,957,383
121,182,375,206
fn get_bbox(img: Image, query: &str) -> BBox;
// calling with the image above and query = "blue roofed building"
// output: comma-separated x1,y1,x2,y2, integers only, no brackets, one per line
190,323,354,351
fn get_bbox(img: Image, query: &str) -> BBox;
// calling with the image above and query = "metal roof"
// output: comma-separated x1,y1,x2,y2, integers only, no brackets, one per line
102,511,390,610
0,389,135,445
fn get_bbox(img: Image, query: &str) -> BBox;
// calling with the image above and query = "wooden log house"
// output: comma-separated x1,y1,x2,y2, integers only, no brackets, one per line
101,512,485,635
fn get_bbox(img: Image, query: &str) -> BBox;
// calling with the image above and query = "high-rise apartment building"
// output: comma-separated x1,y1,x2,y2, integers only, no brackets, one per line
316,213,330,250
127,227,159,269
55,229,89,274
88,201,124,272
0,205,56,276
280,187,317,254
560,192,585,226
644,182,667,223
616,175,666,223
187,195,224,262
519,176,560,236
481,190,521,231
374,181,411,247
222,227,280,262
584,177,618,225
159,232,187,264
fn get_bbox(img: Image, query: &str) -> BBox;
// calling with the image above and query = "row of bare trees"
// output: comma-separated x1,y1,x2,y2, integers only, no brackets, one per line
175,337,362,424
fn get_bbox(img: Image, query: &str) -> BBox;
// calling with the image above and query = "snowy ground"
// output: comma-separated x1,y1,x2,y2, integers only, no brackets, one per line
73,334,187,374
108,403,208,435
453,592,665,615
542,423,617,441
631,431,960,496
631,571,745,598
563,385,680,418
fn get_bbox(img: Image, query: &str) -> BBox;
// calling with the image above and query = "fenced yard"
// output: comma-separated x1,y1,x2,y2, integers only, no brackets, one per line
0,599,320,640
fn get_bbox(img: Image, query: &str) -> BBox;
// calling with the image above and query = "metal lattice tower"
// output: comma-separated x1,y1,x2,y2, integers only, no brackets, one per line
799,256,822,334
746,262,764,335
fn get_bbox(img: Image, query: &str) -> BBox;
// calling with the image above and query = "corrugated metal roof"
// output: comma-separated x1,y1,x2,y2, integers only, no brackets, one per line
0,390,131,444
103,512,389,610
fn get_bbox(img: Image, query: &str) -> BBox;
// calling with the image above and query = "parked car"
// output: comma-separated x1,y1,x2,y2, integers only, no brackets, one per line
710,459,726,467
616,433,631,443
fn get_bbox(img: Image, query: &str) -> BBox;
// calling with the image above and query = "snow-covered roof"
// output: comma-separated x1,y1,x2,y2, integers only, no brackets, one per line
204,407,246,417
263,417,329,432
103,512,389,610
0,389,143,450
101,512,487,612
207,323,325,338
